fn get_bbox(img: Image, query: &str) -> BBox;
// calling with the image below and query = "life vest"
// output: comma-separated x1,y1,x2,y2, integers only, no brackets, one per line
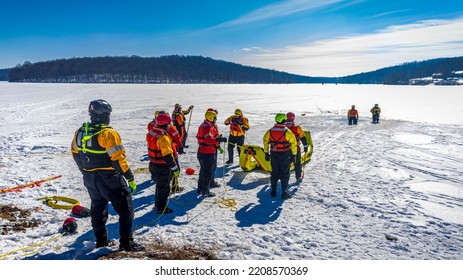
196,121,219,154
147,126,177,164
75,123,113,170
348,109,358,117
230,117,244,136
371,107,381,114
269,125,291,152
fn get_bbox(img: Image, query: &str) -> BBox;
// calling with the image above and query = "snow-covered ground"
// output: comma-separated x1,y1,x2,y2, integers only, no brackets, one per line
0,83,462,266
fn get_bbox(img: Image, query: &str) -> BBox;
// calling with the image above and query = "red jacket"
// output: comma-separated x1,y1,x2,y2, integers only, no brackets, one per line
196,120,220,154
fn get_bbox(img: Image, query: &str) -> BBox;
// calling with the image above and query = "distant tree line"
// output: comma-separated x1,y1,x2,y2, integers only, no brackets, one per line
8,55,324,84
4,55,462,85
338,56,463,85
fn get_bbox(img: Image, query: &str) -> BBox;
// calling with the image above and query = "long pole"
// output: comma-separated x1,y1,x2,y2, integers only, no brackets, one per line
183,107,193,146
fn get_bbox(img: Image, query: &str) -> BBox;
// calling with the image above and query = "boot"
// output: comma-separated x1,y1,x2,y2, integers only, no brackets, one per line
281,192,292,200
119,240,145,252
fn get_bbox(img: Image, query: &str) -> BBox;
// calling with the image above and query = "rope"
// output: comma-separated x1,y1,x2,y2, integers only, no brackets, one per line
0,175,62,194
38,196,80,210
0,232,66,260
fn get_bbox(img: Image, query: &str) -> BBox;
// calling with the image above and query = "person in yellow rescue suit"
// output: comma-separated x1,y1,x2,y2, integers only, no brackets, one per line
285,112,311,183
71,99,143,252
172,103,194,148
146,113,180,214
370,103,381,124
263,113,298,199
224,108,250,165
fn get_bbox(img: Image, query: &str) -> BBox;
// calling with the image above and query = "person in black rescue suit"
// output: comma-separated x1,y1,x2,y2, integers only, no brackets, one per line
263,113,298,200
71,99,143,252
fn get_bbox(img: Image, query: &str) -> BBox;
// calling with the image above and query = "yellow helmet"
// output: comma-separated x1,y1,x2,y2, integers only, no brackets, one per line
205,110,217,122
234,108,242,116
154,110,168,118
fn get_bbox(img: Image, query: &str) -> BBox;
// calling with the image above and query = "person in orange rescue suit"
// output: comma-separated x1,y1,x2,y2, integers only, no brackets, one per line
347,105,359,125
148,110,184,154
71,99,143,252
172,103,194,148
224,108,249,165
285,112,310,183
263,113,298,200
196,110,227,197
146,113,180,214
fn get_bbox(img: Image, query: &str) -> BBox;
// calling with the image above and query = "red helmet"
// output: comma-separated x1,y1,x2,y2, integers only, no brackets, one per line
156,114,172,126
286,112,296,121
207,108,218,114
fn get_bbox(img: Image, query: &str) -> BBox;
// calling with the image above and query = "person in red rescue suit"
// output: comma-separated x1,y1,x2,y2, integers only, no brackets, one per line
146,113,180,214
224,108,250,165
196,110,227,197
263,113,298,200
172,103,194,148
71,99,143,252
206,108,222,188
285,112,311,183
347,105,359,125
148,110,184,154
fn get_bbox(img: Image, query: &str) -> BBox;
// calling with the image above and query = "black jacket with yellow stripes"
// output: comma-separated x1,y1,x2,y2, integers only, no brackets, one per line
71,122,133,180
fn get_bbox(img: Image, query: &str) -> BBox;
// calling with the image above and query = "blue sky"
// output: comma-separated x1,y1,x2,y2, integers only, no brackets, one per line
1,0,462,76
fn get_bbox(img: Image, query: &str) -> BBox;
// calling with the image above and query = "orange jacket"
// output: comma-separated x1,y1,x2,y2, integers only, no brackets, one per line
285,121,306,145
146,126,177,166
196,120,220,154
172,108,191,127
71,123,133,179
224,115,249,137
348,109,359,118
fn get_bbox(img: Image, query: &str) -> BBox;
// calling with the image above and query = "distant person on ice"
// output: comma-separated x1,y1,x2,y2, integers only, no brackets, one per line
263,113,297,199
172,103,194,148
224,108,250,165
370,104,381,124
71,99,143,252
347,105,359,125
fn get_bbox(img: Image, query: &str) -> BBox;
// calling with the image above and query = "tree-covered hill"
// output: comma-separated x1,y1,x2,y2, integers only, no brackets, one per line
338,56,463,85
7,55,329,84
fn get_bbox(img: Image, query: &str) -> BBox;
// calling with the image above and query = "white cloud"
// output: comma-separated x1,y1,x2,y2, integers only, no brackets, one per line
236,17,463,76
212,0,346,29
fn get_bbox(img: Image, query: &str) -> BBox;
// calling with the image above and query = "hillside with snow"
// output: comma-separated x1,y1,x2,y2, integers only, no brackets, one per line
0,83,462,262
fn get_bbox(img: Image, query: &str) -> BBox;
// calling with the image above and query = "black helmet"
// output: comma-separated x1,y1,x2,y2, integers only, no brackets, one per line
89,99,112,124
89,99,112,115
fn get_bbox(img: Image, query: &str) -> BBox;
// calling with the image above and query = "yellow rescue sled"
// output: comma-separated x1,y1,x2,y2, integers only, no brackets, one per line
239,131,313,172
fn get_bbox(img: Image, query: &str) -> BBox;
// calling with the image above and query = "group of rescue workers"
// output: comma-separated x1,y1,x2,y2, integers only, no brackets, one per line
73,99,380,252
347,104,382,125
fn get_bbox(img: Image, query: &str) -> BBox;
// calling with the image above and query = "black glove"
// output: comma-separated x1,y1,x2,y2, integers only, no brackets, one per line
177,147,184,154
189,105,194,110
217,137,227,143
304,145,308,153
265,153,270,161
290,153,296,164
233,117,243,125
